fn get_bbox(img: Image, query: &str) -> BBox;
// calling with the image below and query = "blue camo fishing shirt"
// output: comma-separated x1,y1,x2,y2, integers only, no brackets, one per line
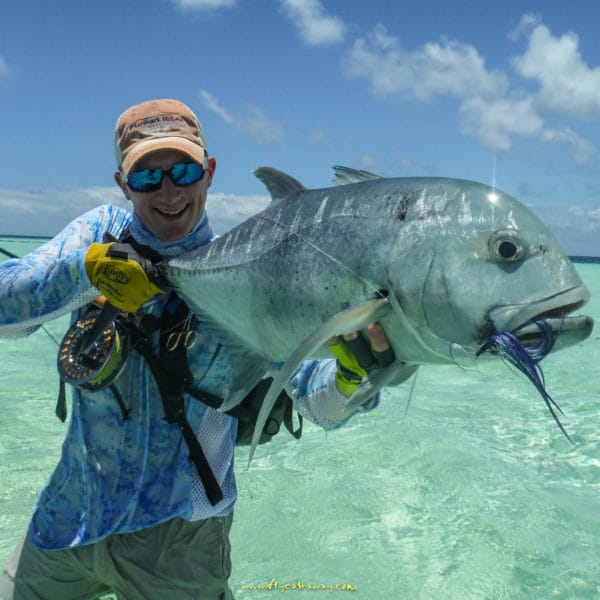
0,204,371,550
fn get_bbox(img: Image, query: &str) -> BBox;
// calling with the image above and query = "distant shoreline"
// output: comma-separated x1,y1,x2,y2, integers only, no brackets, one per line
569,256,600,264
0,234,52,240
0,235,598,263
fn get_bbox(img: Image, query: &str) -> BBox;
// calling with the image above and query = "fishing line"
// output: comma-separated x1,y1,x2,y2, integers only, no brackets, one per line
401,369,419,420
255,215,436,360
256,213,441,361
0,246,61,348
0,246,19,259
256,215,384,298
448,341,480,371
0,245,63,392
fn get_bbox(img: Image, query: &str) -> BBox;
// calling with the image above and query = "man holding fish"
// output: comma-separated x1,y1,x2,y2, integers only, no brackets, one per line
0,99,393,600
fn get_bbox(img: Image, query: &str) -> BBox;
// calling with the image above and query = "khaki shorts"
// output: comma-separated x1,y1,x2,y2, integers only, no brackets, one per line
0,515,233,600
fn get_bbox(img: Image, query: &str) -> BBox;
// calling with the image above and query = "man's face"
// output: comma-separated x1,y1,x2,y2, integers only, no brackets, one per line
117,149,215,242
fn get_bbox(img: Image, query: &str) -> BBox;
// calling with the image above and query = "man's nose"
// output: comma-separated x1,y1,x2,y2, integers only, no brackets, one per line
160,174,181,196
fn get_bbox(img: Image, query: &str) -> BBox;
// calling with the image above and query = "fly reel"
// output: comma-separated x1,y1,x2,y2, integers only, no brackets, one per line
57,308,130,390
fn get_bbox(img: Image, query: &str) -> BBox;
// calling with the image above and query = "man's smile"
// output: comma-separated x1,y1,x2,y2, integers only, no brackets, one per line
154,204,189,218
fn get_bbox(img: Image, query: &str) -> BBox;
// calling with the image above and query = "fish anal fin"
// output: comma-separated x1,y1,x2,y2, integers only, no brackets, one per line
246,298,391,467
340,362,418,418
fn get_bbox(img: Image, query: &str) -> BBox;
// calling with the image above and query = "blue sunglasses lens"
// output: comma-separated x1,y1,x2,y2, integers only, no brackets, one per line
127,162,205,192
170,162,205,186
127,168,161,192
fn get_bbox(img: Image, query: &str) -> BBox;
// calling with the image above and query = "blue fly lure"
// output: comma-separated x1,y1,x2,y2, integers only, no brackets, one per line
475,320,574,444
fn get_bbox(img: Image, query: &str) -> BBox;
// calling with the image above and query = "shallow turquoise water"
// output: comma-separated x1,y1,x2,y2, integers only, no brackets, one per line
1,238,600,599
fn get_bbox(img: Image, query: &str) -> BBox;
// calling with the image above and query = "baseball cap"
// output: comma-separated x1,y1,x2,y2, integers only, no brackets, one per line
114,99,208,175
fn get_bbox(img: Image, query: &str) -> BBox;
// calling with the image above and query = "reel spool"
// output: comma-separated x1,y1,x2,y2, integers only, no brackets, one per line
57,308,130,390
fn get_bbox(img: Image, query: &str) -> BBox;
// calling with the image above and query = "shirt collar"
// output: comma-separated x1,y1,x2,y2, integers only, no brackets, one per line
128,210,215,257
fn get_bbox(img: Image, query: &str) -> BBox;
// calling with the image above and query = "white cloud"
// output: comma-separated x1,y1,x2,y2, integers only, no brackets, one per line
531,205,600,256
459,97,595,160
343,19,598,164
169,0,236,9
199,90,284,144
344,25,508,101
279,0,345,46
459,94,543,151
356,153,378,173
0,187,127,237
207,192,271,234
0,186,270,238
236,105,284,144
1,186,599,257
512,16,600,120
344,24,527,152
541,127,595,165
507,12,541,42
199,89,235,125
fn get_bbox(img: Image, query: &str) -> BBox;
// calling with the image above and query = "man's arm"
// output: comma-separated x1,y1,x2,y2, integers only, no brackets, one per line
0,205,130,336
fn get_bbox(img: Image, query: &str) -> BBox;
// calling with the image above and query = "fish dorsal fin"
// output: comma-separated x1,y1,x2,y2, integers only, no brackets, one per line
253,167,306,202
332,165,382,186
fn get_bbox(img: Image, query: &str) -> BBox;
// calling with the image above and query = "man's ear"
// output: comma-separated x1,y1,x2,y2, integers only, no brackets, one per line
114,172,131,199
206,157,217,187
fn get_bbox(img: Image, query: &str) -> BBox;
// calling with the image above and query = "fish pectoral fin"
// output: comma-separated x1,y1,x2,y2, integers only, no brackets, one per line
339,361,411,418
386,363,419,387
220,360,272,412
246,298,391,468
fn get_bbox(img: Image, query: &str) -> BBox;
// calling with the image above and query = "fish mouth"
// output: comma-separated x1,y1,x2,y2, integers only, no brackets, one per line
487,285,594,352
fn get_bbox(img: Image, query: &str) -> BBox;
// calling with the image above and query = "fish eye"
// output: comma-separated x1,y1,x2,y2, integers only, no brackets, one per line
498,240,519,260
489,229,526,263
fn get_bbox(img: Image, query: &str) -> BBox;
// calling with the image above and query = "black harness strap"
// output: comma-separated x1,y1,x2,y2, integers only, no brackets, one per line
57,228,222,504
109,384,132,420
62,228,299,503
107,230,223,505
56,379,68,422
155,294,302,447
124,293,223,506
188,376,303,445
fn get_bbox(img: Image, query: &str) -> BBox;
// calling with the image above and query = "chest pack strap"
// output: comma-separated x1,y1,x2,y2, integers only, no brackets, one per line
106,229,225,505
188,379,303,445
131,300,224,507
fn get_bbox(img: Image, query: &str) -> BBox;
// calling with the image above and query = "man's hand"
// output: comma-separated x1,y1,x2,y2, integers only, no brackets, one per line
328,323,396,397
84,243,166,313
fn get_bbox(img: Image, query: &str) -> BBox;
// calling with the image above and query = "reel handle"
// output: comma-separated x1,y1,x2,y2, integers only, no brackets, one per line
80,301,120,357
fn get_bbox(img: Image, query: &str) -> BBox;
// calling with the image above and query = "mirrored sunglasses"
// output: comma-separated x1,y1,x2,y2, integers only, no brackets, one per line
125,161,205,193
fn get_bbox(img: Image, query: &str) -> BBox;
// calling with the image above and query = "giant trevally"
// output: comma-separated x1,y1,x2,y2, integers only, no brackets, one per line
161,166,593,462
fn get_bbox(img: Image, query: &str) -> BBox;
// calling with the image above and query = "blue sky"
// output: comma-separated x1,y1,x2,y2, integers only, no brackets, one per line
1,0,600,254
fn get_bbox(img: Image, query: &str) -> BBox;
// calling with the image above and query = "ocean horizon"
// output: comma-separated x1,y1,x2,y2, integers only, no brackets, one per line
2,234,599,263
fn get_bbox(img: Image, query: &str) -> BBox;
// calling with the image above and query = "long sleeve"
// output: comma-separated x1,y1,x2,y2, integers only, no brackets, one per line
286,358,379,430
0,205,131,336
